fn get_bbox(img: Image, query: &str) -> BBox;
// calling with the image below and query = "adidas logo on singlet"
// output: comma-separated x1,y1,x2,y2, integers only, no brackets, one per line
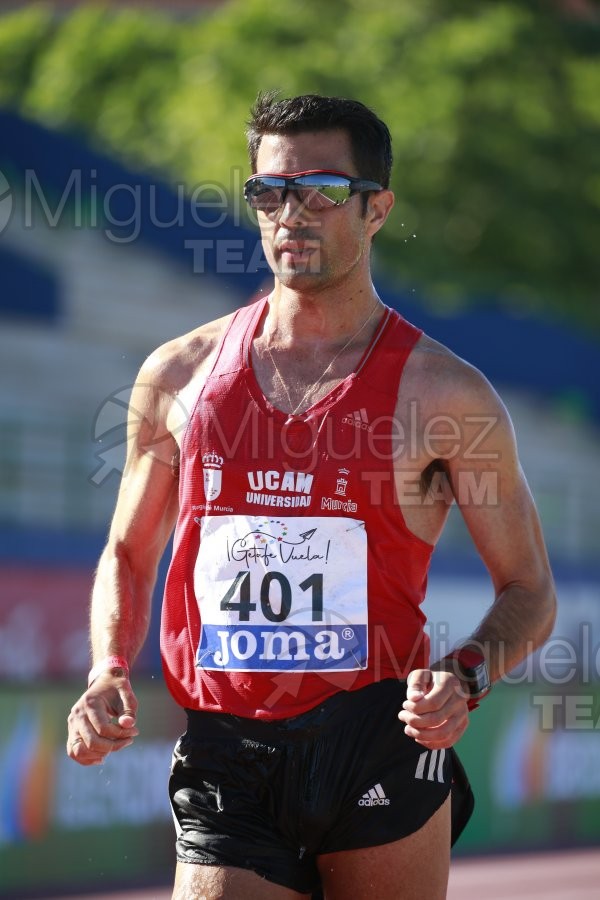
358,783,390,806
342,408,372,431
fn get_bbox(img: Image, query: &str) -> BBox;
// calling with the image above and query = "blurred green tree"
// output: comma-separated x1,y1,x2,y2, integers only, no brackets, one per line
1,0,598,330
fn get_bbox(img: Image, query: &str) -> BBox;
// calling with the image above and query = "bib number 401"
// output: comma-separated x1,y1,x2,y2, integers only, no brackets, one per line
220,571,323,623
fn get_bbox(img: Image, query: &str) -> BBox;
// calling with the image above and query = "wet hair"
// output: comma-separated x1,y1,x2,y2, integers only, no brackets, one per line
246,91,393,188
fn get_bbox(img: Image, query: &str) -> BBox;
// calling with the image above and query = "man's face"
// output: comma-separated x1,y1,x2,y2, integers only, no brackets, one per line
253,130,388,291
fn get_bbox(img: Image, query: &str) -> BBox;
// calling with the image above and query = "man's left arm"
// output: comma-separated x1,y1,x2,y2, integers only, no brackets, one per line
399,372,557,748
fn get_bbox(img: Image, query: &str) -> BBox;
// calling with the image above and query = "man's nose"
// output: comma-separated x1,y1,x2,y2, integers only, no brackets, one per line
277,189,311,225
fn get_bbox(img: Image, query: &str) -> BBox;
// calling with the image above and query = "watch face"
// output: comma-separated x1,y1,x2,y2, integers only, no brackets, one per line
466,662,491,698
451,650,491,698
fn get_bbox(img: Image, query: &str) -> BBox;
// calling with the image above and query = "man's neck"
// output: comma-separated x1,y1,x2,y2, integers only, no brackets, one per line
265,281,382,347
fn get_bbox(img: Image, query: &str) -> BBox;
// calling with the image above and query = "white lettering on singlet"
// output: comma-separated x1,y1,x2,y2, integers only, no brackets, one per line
245,493,311,507
246,470,314,494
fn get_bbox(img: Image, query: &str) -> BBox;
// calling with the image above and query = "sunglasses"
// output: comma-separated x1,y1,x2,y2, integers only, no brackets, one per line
244,169,383,212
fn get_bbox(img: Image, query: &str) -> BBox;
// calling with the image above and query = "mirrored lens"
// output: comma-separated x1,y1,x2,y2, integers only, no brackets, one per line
295,175,352,207
245,175,353,211
305,184,351,206
246,182,286,210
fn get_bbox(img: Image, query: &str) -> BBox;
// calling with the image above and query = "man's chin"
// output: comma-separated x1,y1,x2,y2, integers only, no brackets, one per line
274,255,323,279
272,267,326,290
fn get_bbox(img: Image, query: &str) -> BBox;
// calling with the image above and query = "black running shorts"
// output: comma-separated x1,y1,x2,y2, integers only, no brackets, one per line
168,679,472,894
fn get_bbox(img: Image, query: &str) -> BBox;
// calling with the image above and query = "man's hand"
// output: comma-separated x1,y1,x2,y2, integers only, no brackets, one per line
66,673,139,766
397,669,470,749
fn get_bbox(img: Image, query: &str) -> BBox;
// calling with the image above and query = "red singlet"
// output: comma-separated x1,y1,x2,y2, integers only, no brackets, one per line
160,298,433,719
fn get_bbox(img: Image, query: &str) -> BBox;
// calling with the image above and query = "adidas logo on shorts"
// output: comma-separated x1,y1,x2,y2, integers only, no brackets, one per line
415,748,447,783
358,783,390,806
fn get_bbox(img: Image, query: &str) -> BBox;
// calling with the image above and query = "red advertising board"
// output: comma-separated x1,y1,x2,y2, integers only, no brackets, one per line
0,564,158,678
0,565,93,679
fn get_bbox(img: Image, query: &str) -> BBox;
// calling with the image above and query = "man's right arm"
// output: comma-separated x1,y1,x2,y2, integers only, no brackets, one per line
67,350,182,766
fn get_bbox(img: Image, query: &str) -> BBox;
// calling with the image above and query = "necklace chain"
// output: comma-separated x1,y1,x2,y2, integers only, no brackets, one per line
265,300,381,416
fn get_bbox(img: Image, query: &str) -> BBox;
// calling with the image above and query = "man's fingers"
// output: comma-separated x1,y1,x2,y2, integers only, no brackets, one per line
79,698,135,742
67,731,135,765
402,670,465,713
400,703,467,747
81,686,139,739
115,687,138,730
67,684,139,767
405,668,433,702
67,733,106,767
70,715,131,753
398,668,471,748
403,725,464,750
118,712,137,729
67,735,85,755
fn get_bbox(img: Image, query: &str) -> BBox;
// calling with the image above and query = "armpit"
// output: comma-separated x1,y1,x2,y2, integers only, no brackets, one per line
420,458,448,496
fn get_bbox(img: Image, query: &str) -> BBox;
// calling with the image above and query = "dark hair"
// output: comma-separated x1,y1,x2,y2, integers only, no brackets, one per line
246,92,393,188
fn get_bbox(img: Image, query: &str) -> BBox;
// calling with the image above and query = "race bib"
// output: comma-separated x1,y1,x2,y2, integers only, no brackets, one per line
194,514,368,672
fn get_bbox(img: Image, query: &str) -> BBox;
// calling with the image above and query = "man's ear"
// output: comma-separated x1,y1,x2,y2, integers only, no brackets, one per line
366,189,395,238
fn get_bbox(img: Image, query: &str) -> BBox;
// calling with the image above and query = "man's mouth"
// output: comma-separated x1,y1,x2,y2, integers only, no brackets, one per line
277,239,319,264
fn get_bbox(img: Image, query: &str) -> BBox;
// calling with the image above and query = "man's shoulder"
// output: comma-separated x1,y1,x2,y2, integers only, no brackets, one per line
408,331,475,381
405,331,505,415
140,310,237,390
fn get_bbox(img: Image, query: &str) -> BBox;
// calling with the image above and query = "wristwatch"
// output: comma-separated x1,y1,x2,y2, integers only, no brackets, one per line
443,647,491,711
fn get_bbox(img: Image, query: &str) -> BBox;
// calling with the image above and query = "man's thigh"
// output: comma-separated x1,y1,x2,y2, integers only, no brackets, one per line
172,862,311,900
317,794,451,900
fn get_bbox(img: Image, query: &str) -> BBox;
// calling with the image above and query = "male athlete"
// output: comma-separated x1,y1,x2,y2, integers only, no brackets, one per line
67,94,556,899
